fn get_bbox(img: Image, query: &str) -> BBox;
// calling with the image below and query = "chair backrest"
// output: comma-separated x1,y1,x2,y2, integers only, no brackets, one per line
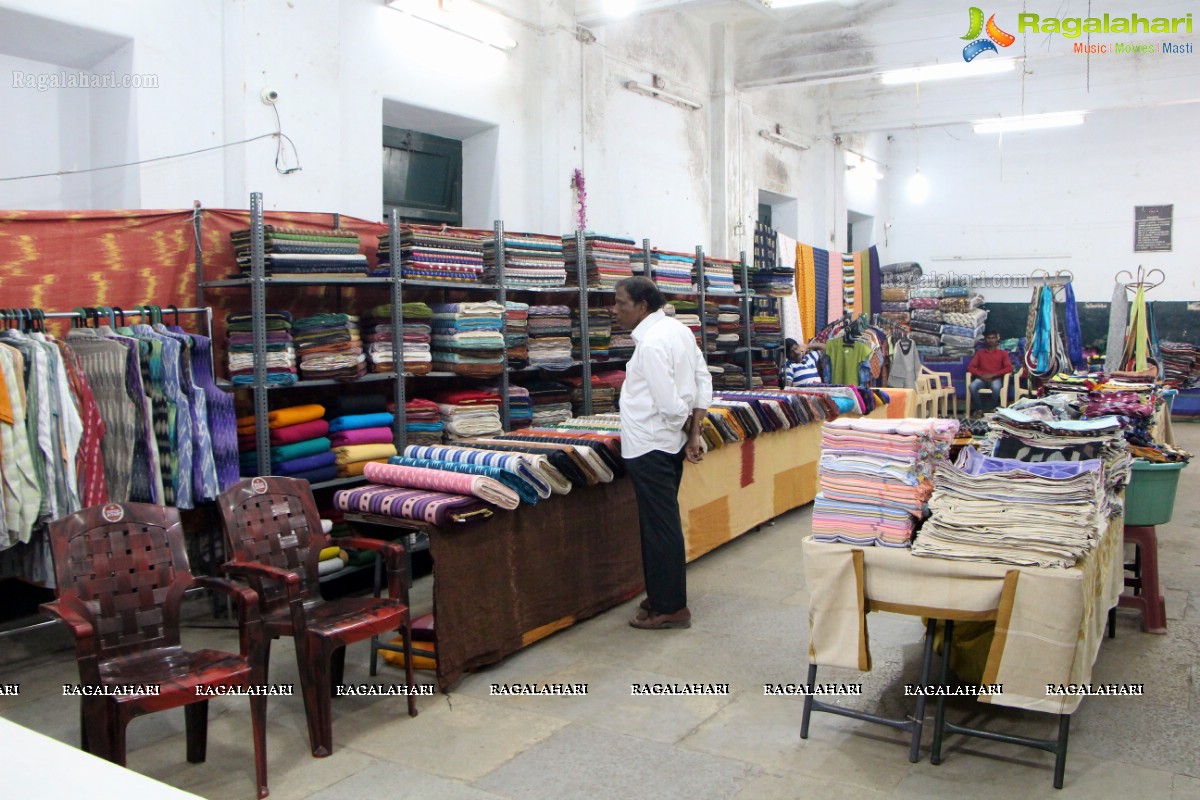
216,476,327,611
47,503,189,659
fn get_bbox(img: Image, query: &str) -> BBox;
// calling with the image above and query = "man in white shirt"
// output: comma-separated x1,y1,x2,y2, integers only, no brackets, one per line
614,277,713,630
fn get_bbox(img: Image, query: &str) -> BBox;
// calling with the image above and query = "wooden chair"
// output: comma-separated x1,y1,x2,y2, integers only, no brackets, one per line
964,372,1012,418
919,365,957,418
43,502,269,798
216,476,417,758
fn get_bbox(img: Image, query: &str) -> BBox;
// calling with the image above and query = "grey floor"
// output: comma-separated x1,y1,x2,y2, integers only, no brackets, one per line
2,424,1198,799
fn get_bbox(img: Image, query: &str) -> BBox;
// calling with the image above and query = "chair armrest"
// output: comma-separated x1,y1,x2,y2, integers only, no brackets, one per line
193,576,260,623
40,599,94,642
221,560,302,591
339,537,409,603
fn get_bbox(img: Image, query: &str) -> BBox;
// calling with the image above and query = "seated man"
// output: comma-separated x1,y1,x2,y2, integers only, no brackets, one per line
967,330,1012,416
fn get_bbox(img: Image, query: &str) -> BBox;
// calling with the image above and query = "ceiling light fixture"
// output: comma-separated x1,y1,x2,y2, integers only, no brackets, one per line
907,170,930,203
973,111,1086,134
386,0,517,52
880,58,1015,85
758,124,810,150
624,78,703,111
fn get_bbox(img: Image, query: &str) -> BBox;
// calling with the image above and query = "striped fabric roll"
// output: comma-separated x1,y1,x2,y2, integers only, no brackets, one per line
403,444,553,498
389,456,539,505
333,485,492,524
363,461,519,510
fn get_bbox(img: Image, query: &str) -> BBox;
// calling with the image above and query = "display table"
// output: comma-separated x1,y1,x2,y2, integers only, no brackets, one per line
803,516,1123,714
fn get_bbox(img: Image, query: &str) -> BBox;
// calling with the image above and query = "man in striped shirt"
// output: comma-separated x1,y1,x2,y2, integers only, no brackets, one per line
784,338,823,387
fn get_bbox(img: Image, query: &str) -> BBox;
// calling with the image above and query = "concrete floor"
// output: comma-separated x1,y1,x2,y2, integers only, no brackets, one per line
1,424,1198,799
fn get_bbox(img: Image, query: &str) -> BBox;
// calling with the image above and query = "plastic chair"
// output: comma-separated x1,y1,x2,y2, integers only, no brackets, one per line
43,502,269,798
1118,525,1167,634
964,372,1011,418
1009,366,1031,405
216,476,417,758
919,365,957,418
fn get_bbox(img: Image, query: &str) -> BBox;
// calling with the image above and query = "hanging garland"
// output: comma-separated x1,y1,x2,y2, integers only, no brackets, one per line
571,168,587,232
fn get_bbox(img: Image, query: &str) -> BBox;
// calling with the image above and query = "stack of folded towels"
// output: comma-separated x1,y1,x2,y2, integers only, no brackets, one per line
431,389,503,441
811,417,958,548
527,306,574,369
431,301,506,378
238,403,335,483
364,302,433,376
226,311,297,386
293,313,366,381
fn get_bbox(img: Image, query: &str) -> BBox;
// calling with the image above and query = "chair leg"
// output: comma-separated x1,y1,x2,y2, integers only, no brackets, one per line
291,638,327,758
403,618,417,718
249,695,269,798
110,706,130,767
330,646,347,697
185,699,209,763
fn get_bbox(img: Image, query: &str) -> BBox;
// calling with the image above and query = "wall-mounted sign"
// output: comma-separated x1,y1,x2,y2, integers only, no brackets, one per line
1134,205,1172,252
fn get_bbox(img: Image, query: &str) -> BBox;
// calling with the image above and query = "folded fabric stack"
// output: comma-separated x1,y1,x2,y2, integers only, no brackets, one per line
712,361,747,389
327,412,398,477
812,417,958,548
907,288,989,358
564,375,616,415
879,286,911,323
912,447,1107,568
498,429,623,484
400,398,445,446
1160,341,1200,388
562,233,638,288
526,380,574,426
402,443,556,499
420,438,578,493
595,370,626,409
750,263,795,297
363,460,520,510
292,313,366,381
701,256,740,295
504,301,530,368
752,357,776,389
238,403,336,482
716,304,744,351
572,307,612,361
226,311,297,386
376,225,490,283
551,413,622,435
431,388,503,441
507,385,534,428
527,305,574,369
364,302,433,376
881,262,923,285
231,225,366,276
648,249,696,293
333,483,494,524
431,302,506,378
317,544,350,577
486,231,566,287
752,311,782,350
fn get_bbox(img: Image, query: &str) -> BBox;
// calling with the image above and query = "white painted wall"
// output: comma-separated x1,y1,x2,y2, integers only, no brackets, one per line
879,102,1200,303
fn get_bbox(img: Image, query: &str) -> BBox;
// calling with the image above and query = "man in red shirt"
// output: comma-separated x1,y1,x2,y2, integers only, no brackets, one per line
967,330,1013,416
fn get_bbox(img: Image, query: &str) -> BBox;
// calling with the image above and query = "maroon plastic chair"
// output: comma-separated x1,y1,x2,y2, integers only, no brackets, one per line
43,502,269,798
215,476,416,758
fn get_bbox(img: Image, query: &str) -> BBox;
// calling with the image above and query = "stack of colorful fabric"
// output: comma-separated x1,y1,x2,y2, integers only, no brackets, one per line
238,404,335,483
940,290,986,356
317,543,350,577
750,263,795,297
701,256,740,295
563,375,616,415
812,417,957,548
507,385,534,428
363,460,520,509
912,448,1107,568
333,483,493,524
595,370,626,409
572,307,612,361
364,302,433,376
649,249,696,293
504,301,530,368
486,232,566,287
431,302,506,378
879,285,912,327
327,411,398,477
292,313,365,381
226,311,297,386
400,398,444,446
402,443,557,499
562,233,638,288
527,305,574,369
526,380,574,426
908,288,946,357
1160,341,1200,388
231,226,366,276
377,225,489,283
716,304,743,351
752,358,777,388
431,389,503,441
607,306,635,360
752,311,782,350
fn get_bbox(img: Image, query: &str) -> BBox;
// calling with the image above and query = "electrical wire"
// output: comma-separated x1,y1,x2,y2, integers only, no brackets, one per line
270,102,303,175
1,121,301,182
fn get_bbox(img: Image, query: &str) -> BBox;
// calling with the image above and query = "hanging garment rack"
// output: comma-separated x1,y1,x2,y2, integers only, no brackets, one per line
1115,266,1166,294
0,303,215,641
1029,268,1075,298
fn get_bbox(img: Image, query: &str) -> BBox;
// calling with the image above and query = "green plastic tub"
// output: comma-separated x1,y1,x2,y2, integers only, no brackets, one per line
1124,459,1188,526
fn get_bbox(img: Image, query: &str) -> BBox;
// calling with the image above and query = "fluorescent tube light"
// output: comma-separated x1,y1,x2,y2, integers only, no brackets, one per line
759,127,810,150
880,58,1014,85
624,80,703,111
973,111,1085,134
386,0,517,51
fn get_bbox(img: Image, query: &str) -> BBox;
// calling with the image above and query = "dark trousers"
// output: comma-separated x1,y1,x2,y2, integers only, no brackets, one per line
625,447,687,614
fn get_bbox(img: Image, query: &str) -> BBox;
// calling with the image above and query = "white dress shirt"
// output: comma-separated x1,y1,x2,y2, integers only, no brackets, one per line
620,309,714,459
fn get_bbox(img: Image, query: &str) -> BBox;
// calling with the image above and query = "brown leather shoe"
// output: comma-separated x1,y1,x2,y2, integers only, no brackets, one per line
629,607,691,630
